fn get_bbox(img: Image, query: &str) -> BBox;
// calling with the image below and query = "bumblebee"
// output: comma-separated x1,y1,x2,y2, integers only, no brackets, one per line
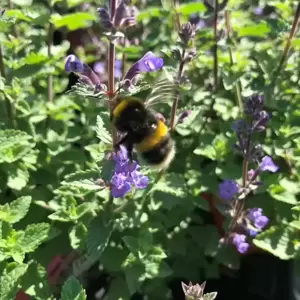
110,78,175,170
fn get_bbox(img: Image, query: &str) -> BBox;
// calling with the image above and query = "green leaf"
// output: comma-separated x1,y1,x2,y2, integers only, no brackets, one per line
124,261,145,295
0,196,31,224
51,12,96,30
177,2,207,15
0,262,28,299
237,22,270,37
203,292,218,300
253,225,298,260
20,262,52,300
86,215,113,262
69,223,87,250
7,163,29,191
96,113,113,145
0,130,33,163
19,223,50,253
60,276,86,300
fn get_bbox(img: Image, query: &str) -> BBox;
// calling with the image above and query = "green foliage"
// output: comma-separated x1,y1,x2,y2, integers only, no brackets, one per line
0,0,299,299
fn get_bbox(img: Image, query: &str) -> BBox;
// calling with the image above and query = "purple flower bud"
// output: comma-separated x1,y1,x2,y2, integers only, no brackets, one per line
111,173,131,198
114,1,127,27
97,8,113,30
259,156,279,173
252,110,270,131
218,180,239,201
244,95,264,116
254,215,269,229
124,52,164,82
179,22,195,44
65,55,84,73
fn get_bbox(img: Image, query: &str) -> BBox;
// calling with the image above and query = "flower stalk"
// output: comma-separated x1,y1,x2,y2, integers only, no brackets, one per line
47,5,53,102
224,10,243,114
271,2,300,86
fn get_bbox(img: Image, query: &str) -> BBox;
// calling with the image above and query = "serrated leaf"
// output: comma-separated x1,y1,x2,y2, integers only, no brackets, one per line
203,292,218,300
0,130,33,163
96,113,112,145
253,225,298,260
19,223,50,253
0,196,31,224
7,163,29,191
60,276,86,300
0,262,28,299
237,22,270,37
69,223,87,250
177,2,207,15
86,215,113,262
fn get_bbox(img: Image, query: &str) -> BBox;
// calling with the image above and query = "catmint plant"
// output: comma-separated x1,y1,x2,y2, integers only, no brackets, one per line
218,95,279,253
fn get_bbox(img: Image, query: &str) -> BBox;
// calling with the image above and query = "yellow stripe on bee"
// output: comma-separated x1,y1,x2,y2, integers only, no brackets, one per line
135,120,168,152
112,97,139,120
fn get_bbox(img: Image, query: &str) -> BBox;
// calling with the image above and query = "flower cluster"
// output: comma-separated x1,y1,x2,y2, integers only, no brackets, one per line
110,146,148,198
97,0,137,31
64,51,163,92
217,95,278,254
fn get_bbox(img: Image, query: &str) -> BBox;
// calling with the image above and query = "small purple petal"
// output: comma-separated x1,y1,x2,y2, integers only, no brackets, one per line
236,242,250,254
218,180,239,201
254,216,269,229
232,233,246,246
111,173,131,198
65,55,84,73
248,229,258,237
253,7,264,16
131,171,149,189
248,208,262,222
124,51,164,81
259,156,279,173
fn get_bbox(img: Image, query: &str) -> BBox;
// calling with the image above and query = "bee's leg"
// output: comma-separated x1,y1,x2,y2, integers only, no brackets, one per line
114,134,128,150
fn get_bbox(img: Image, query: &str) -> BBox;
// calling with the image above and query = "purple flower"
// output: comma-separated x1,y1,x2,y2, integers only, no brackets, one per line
178,110,192,124
124,52,164,82
65,55,84,73
236,242,250,254
259,156,279,173
254,215,269,229
114,0,136,28
248,208,269,230
130,170,149,189
64,55,101,87
218,180,239,201
110,146,148,197
232,233,249,254
248,208,262,221
111,173,131,197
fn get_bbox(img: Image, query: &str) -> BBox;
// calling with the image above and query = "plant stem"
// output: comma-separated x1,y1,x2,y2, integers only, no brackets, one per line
225,10,243,114
0,45,15,128
271,2,300,86
169,49,186,131
108,0,117,146
47,15,53,102
212,0,219,92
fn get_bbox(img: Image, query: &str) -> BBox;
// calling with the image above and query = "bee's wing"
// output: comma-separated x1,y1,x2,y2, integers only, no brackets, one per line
144,67,175,109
